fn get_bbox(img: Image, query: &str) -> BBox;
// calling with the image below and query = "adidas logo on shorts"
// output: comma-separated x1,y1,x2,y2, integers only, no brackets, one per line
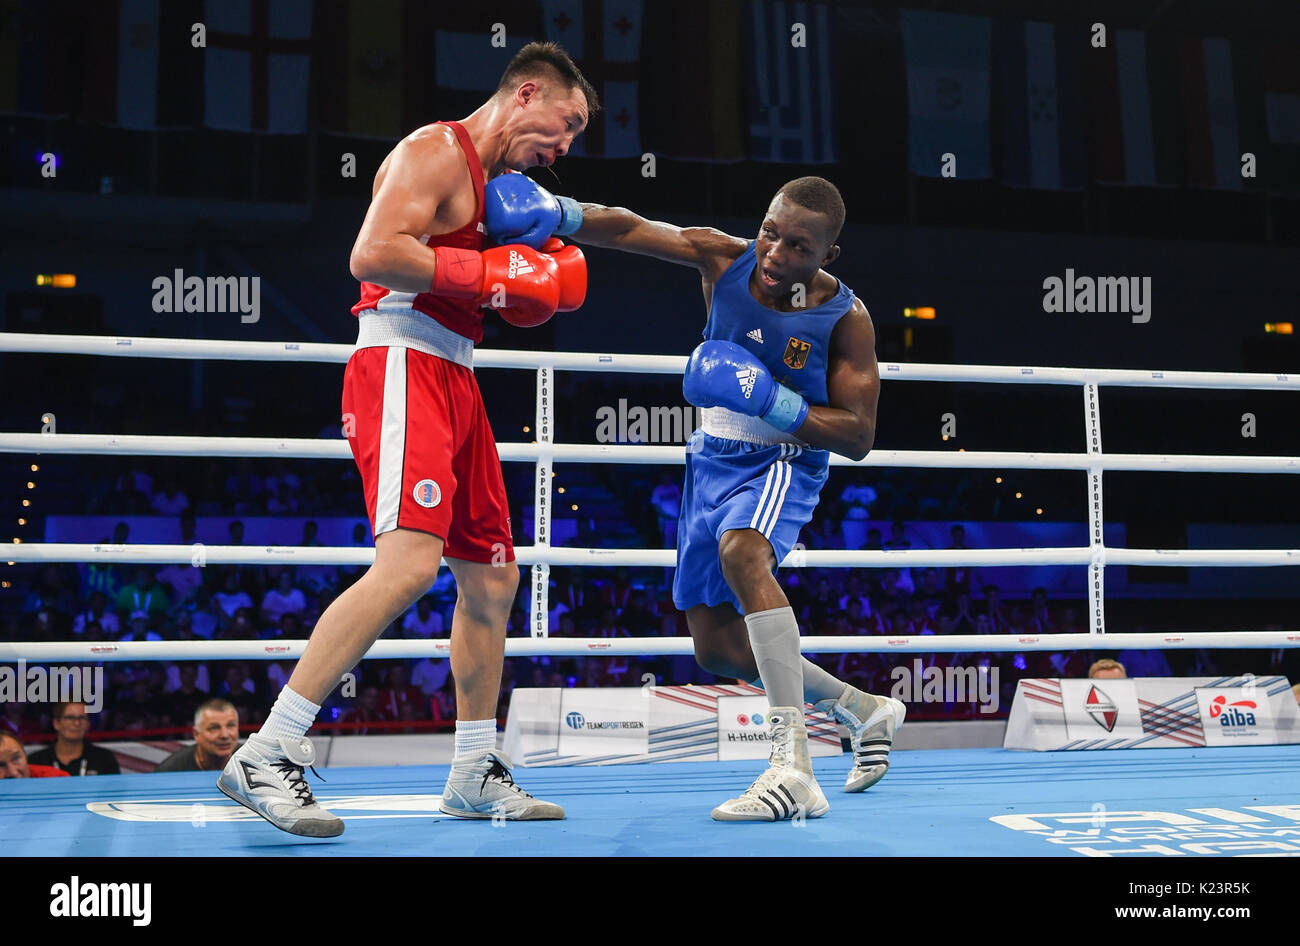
736,367,758,399
747,328,764,343
507,250,534,279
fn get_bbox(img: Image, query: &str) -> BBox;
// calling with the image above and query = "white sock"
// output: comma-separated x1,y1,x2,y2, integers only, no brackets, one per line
745,606,804,709
258,685,320,742
750,659,848,704
453,718,497,762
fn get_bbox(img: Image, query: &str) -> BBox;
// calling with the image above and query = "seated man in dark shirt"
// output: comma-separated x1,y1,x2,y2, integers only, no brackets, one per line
25,701,120,776
155,699,241,773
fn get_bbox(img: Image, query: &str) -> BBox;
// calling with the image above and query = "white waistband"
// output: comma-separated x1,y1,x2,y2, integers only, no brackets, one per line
354,308,474,369
699,406,807,446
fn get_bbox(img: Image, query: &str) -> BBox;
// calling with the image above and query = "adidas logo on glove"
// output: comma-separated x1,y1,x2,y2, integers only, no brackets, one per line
736,367,758,399
507,250,535,279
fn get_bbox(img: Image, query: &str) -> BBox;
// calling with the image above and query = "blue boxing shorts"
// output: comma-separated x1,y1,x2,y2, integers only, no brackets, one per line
672,430,828,613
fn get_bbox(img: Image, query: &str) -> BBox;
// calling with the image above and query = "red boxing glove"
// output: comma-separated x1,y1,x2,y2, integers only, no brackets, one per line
539,239,587,312
481,245,561,327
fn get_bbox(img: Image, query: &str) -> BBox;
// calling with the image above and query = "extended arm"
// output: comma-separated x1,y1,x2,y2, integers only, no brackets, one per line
571,204,748,274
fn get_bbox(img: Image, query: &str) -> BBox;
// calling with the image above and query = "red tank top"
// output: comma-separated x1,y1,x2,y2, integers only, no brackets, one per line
351,120,488,344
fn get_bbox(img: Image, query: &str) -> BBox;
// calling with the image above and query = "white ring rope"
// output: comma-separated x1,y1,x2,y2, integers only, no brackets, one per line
2,631,1297,664
2,331,1298,655
4,543,1300,569
2,432,1299,474
4,331,1300,389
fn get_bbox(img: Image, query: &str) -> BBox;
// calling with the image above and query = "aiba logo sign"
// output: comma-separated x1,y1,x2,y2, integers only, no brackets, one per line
1209,694,1257,727
1084,684,1118,732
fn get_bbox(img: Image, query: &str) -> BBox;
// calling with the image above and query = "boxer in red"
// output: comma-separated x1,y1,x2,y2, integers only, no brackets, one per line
218,42,595,835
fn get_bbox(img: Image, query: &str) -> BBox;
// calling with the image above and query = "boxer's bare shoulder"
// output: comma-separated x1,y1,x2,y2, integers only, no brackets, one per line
368,124,476,238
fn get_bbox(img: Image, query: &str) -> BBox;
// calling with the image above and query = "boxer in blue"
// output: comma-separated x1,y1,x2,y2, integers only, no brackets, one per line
486,174,905,822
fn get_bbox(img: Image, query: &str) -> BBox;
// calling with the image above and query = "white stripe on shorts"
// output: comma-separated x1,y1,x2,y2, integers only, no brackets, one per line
750,464,779,532
759,461,794,537
374,348,408,534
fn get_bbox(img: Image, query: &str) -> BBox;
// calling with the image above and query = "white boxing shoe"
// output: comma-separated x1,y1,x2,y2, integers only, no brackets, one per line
711,707,829,822
216,734,344,838
816,686,907,792
440,750,565,820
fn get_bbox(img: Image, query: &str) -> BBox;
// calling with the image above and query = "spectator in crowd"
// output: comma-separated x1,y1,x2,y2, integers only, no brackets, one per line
864,527,883,550
72,591,120,637
621,590,658,636
296,521,338,593
0,732,69,778
915,568,943,617
225,460,263,513
839,471,878,548
23,564,80,617
1058,607,1081,634
222,607,259,640
154,699,241,772
1028,587,1055,634
411,652,451,699
1116,646,1173,677
340,686,394,734
216,663,260,719
1088,658,1127,679
274,613,305,640
114,567,170,626
381,665,424,719
26,702,120,776
213,569,253,619
189,586,221,640
120,610,163,642
981,585,1008,633
945,524,978,599
157,556,203,607
260,571,306,626
402,597,444,639
650,472,682,548
266,482,300,515
264,460,301,497
80,525,129,600
164,663,211,714
178,508,197,544
151,480,190,516
228,520,246,546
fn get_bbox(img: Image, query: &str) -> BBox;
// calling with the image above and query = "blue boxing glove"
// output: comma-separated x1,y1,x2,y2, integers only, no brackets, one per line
483,172,583,250
683,340,810,433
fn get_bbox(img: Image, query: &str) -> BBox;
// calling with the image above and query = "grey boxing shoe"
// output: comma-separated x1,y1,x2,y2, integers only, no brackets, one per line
816,686,907,792
216,734,344,838
439,750,565,820
711,706,830,822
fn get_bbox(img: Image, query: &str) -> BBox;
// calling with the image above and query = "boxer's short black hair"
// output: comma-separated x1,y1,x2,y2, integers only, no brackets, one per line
499,42,601,114
779,176,845,242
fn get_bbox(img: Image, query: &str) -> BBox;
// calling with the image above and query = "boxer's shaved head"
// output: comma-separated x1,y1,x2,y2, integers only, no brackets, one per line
778,176,845,243
498,42,600,115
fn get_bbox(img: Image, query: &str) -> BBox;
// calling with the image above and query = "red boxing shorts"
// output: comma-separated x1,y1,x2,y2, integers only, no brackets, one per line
341,346,514,563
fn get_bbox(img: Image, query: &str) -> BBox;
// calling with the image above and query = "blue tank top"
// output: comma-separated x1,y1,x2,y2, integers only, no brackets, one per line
703,241,854,406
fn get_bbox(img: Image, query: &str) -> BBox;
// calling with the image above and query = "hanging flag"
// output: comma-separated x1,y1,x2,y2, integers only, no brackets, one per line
1177,36,1243,191
203,0,312,134
542,0,643,158
999,20,1084,190
640,0,744,161
1086,28,1178,187
318,0,402,138
1257,39,1300,194
747,0,836,164
430,3,541,120
900,9,991,178
115,0,161,129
